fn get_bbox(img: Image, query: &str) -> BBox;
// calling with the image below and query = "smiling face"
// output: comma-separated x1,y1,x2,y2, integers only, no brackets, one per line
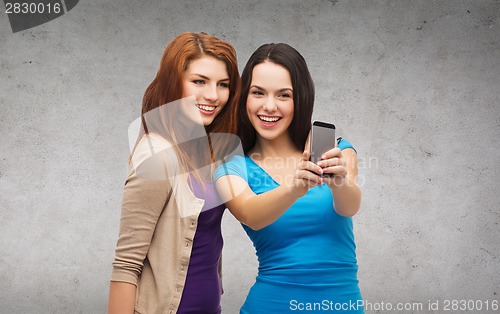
181,55,230,126
246,61,294,143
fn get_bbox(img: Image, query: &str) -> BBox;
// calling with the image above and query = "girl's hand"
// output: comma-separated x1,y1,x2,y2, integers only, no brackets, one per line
291,150,324,196
316,147,348,188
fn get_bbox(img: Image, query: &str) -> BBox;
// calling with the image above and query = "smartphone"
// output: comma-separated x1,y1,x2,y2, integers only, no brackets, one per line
310,121,336,173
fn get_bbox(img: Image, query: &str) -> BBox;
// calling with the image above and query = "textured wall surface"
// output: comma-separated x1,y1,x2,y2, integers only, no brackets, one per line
1,0,499,313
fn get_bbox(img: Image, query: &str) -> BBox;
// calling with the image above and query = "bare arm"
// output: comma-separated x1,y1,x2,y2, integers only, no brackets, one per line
319,148,362,216
216,151,323,230
108,282,136,314
216,176,301,230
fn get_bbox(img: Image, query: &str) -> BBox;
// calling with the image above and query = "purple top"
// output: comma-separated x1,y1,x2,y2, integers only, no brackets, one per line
177,175,225,314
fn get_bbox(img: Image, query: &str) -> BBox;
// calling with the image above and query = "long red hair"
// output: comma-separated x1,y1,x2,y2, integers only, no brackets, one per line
135,32,241,178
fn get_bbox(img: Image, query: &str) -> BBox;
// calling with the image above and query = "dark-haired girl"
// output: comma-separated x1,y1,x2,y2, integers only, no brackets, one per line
215,43,363,313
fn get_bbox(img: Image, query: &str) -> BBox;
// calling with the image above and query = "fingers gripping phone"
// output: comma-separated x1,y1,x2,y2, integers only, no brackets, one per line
310,121,336,176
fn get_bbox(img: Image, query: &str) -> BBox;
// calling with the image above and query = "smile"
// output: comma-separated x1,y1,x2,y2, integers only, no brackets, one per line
196,104,217,112
258,115,282,122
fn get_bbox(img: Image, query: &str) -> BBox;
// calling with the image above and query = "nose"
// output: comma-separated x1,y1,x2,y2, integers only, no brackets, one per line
263,96,277,112
204,84,219,103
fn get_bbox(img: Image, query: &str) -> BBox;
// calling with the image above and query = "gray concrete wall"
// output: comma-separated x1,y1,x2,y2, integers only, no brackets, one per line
1,0,498,313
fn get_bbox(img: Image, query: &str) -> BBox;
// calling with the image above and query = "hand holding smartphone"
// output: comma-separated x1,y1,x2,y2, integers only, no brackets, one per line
310,120,336,177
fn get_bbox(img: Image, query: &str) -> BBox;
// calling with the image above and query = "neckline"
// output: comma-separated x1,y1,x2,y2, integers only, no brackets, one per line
245,154,281,187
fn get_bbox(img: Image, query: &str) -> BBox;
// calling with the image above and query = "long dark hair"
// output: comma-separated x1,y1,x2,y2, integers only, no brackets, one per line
238,43,315,153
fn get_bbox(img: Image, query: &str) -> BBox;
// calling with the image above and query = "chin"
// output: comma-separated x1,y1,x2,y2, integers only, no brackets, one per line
202,117,215,126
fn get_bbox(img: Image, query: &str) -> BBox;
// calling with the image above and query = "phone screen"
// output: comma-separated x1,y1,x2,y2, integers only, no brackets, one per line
310,120,336,165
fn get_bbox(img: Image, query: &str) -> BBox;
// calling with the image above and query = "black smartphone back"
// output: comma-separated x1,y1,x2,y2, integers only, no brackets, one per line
310,120,336,164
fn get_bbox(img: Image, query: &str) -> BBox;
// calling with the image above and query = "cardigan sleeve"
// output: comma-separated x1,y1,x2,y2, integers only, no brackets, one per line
110,135,175,285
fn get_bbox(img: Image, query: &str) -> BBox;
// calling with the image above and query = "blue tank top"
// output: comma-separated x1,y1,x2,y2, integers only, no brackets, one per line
214,139,363,313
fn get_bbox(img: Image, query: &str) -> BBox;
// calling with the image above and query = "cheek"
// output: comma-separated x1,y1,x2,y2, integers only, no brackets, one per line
246,96,258,116
246,105,252,120
282,101,294,117
219,89,230,105
181,82,194,98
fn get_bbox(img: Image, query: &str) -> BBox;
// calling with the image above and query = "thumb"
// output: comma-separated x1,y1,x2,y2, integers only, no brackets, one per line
302,149,311,162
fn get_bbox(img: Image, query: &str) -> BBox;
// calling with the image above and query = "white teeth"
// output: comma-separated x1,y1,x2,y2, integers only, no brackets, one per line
196,104,216,111
259,115,280,122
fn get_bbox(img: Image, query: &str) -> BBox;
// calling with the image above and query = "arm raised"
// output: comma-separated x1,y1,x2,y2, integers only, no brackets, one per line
319,147,362,216
215,151,323,230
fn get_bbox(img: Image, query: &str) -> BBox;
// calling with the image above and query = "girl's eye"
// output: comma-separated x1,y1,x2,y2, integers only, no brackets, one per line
278,93,291,98
251,90,264,96
193,80,205,85
218,82,230,88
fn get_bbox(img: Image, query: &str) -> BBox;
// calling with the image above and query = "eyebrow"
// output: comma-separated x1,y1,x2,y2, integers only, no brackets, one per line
191,74,230,81
250,85,293,92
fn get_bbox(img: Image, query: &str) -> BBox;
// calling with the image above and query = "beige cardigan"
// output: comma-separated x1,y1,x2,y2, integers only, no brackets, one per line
110,133,221,314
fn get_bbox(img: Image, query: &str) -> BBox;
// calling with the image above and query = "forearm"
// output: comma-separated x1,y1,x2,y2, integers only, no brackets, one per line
230,185,302,230
331,177,361,216
219,152,319,230
107,281,136,314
